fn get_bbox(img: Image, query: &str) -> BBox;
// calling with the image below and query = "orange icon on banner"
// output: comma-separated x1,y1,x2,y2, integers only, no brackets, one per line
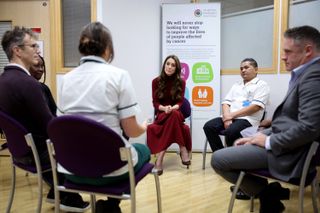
192,86,214,107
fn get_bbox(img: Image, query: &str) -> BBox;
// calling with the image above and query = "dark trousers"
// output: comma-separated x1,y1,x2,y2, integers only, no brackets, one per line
203,117,252,152
14,149,85,200
14,149,64,187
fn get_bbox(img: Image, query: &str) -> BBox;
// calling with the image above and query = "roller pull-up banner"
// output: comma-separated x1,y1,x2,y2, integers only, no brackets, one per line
162,3,221,150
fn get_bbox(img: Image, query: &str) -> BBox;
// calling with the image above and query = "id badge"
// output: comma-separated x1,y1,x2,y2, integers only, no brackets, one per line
242,100,251,107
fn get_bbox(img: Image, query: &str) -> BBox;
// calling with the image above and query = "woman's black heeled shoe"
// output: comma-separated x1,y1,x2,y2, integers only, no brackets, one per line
155,169,163,176
180,153,191,169
182,160,191,169
154,159,163,176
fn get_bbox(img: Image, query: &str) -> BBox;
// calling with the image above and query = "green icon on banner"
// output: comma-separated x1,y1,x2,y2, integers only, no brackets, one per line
192,62,213,83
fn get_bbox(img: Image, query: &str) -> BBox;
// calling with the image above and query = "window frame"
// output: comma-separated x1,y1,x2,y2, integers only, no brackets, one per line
221,0,282,75
0,21,12,75
50,0,96,74
280,0,289,73
49,0,96,99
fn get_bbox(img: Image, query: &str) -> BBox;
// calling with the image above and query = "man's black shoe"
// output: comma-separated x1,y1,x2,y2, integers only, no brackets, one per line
60,193,90,212
95,199,122,213
0,142,8,150
230,185,255,200
46,189,90,212
268,182,290,200
259,185,285,213
46,188,55,204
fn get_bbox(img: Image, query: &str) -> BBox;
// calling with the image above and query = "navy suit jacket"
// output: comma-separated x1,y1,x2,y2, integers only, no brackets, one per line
264,58,320,181
0,65,53,152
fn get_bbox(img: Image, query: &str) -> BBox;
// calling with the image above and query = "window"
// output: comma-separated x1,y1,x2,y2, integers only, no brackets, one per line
208,0,320,74
62,0,91,67
0,21,11,75
210,0,278,74
214,0,274,15
283,0,320,72
289,0,320,29
50,0,96,73
221,5,275,73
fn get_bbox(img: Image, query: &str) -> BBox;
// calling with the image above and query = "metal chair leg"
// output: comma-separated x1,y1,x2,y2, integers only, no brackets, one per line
154,173,162,213
90,194,96,213
250,196,254,212
298,180,306,213
202,139,208,170
228,171,245,213
36,172,43,213
311,178,319,213
6,160,16,213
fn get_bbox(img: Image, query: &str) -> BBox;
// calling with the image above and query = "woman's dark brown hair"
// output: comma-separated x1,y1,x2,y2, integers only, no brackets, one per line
78,22,114,62
157,55,183,101
38,55,46,83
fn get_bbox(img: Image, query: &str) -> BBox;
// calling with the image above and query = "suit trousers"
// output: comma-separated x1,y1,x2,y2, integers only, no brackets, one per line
203,117,252,152
211,144,268,196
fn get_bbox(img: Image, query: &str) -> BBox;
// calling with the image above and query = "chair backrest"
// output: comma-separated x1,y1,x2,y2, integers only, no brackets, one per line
180,98,191,119
0,110,31,158
300,141,320,184
312,143,320,166
47,115,127,178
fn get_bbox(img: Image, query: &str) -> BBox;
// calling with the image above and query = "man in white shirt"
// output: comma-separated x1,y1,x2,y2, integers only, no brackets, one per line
203,58,270,152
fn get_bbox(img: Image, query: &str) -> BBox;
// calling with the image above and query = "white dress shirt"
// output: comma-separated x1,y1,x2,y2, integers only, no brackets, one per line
222,77,270,127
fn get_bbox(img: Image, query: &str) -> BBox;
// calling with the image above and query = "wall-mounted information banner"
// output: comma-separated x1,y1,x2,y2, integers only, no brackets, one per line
162,3,221,150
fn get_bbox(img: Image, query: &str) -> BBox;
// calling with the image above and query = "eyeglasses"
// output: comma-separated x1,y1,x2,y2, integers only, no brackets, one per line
18,43,40,49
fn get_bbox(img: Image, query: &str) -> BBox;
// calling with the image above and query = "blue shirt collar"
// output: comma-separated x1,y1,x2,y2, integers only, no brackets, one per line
292,56,320,76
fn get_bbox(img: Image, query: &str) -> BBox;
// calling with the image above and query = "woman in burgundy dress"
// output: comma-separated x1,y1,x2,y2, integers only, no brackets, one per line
147,55,192,175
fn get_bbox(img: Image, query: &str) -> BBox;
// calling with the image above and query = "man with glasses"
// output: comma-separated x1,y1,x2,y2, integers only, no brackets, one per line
0,26,89,212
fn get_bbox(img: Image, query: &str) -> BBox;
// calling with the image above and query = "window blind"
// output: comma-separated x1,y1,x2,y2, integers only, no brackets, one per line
0,21,11,75
62,0,91,67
